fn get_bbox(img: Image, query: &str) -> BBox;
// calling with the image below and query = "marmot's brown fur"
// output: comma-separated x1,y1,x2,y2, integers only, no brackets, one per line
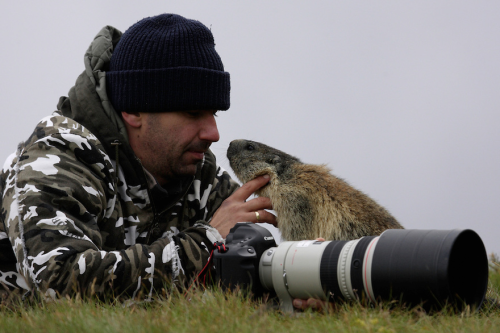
227,139,403,241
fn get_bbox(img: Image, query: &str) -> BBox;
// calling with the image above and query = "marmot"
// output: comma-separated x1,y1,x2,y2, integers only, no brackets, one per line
227,139,403,241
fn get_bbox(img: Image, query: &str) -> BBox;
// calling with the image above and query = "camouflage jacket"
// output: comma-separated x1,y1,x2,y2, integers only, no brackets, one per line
0,26,238,299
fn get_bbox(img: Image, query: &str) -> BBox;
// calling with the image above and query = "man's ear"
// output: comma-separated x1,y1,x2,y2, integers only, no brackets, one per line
121,112,142,128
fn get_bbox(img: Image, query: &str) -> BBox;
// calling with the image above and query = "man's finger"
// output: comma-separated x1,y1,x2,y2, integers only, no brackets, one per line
244,196,273,212
293,298,328,311
231,175,270,201
306,298,326,309
251,210,277,226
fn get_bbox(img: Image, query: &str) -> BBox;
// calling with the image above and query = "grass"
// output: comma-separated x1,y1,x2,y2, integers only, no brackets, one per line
1,257,500,333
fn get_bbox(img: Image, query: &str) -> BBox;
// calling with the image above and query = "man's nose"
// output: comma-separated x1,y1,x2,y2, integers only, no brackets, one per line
200,113,220,143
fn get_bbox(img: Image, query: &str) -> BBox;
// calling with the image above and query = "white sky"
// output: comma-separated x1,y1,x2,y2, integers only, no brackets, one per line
1,1,499,255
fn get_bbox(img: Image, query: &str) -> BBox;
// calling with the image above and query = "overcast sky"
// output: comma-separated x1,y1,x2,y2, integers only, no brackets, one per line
1,1,499,255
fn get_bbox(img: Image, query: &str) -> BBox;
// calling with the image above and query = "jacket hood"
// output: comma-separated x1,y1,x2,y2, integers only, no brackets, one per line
58,26,126,144
57,26,147,188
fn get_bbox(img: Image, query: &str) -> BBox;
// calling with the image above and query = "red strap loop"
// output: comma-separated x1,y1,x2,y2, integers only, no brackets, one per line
185,241,227,295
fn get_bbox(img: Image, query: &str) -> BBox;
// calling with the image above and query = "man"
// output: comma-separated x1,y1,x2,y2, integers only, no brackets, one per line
0,14,321,310
0,13,275,299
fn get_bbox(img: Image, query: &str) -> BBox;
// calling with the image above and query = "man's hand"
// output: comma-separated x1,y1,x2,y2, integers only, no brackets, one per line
210,175,277,238
293,298,329,311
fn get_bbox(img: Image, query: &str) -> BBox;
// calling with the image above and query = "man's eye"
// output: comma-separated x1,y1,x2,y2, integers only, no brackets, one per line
187,111,200,117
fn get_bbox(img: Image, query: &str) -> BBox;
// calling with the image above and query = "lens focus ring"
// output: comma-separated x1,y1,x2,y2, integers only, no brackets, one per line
337,239,360,300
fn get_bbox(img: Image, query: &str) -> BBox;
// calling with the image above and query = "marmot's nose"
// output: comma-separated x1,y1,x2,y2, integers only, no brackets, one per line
227,139,247,158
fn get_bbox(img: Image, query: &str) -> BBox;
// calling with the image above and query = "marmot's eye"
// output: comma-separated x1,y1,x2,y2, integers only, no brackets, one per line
246,144,255,151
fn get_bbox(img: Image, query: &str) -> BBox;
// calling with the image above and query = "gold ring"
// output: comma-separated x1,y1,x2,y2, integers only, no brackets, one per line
255,211,260,222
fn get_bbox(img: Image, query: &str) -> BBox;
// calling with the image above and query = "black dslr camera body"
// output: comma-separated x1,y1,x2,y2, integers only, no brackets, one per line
214,222,277,298
214,222,488,313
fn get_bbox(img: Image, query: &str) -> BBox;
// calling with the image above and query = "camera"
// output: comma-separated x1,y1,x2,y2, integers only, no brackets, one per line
214,223,488,312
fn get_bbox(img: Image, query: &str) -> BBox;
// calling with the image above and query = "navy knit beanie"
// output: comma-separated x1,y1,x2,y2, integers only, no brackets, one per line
106,14,230,112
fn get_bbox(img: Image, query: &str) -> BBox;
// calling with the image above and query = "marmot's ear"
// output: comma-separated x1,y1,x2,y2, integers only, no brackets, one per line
270,155,289,176
267,155,281,165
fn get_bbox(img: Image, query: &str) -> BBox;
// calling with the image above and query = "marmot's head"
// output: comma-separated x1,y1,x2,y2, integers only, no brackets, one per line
227,139,301,184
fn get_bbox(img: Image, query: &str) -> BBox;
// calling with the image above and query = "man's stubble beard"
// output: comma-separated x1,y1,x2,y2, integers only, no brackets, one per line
142,118,210,184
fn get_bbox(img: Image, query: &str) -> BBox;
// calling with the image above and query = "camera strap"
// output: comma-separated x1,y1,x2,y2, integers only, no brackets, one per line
185,241,228,295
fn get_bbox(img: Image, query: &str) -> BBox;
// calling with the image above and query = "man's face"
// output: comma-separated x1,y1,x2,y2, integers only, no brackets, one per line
135,110,220,185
